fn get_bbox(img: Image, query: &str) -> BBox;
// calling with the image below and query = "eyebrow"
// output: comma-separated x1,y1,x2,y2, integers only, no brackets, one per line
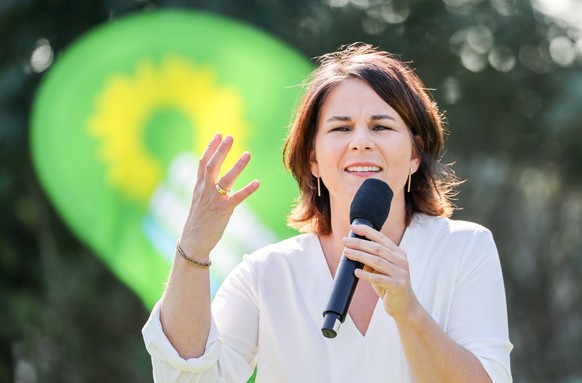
371,114,396,121
325,114,396,123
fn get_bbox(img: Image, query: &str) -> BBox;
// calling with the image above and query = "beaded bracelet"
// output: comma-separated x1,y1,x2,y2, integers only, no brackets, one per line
176,241,212,269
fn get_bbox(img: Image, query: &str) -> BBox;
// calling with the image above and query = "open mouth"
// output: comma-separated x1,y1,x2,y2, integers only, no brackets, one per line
345,166,382,172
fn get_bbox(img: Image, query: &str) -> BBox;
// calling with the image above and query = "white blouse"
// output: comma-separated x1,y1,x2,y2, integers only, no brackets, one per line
143,214,513,382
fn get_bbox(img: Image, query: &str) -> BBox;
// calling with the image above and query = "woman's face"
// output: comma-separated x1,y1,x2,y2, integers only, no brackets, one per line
311,78,419,215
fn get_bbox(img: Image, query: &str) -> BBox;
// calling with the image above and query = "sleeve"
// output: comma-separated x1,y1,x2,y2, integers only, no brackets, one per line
142,257,259,383
446,229,513,383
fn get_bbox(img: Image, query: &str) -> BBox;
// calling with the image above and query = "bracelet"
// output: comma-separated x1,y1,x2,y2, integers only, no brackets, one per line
176,241,212,269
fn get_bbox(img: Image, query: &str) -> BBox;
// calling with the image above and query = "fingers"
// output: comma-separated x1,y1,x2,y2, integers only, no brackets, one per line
343,225,418,320
194,134,259,208
343,226,408,270
349,224,400,253
181,134,258,253
197,133,222,181
344,227,413,313
229,180,260,207
196,134,253,189
204,135,234,184
343,245,404,278
342,225,410,294
354,268,400,290
217,151,251,192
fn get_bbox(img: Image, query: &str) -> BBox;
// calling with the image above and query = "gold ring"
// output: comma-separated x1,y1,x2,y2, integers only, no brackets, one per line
216,183,229,195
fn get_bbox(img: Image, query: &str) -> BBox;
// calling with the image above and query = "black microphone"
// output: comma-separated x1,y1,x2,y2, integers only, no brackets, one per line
321,178,393,338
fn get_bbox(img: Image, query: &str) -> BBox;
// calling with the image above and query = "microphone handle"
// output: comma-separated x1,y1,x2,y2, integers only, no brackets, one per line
321,218,373,338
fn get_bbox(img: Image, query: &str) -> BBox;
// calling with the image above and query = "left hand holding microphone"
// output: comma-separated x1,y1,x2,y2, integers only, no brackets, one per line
342,224,420,321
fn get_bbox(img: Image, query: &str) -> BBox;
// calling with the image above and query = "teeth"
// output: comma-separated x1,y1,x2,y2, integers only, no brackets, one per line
346,166,381,172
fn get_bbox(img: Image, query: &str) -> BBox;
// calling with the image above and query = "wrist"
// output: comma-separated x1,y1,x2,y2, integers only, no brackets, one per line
176,240,212,269
394,301,427,332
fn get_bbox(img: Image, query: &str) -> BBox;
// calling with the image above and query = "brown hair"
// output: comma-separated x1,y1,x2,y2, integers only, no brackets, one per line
283,43,461,234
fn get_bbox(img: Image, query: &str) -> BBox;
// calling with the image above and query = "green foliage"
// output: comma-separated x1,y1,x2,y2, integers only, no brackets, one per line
1,0,581,381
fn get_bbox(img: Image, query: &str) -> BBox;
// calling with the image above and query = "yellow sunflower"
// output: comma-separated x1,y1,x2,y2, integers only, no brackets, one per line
87,55,247,204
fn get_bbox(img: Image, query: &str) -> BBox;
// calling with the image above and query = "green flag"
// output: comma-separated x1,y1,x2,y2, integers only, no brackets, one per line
31,10,312,309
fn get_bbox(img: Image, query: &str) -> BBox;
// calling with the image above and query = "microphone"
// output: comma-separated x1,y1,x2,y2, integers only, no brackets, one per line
321,178,393,338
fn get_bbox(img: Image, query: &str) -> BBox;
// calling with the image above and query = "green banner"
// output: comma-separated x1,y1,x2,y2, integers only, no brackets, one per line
31,10,312,309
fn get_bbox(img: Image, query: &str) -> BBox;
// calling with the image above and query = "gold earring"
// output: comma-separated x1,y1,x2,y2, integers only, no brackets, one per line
407,167,412,193
317,176,321,197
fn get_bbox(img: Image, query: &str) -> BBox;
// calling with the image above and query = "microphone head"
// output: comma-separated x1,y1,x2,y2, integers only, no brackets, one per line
349,178,393,230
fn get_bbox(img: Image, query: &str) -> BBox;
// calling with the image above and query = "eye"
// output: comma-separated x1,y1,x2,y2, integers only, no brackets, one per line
329,126,351,132
372,125,392,131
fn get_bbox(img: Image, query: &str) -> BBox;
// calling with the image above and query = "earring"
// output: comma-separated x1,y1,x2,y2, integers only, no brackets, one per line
407,167,412,193
317,176,321,197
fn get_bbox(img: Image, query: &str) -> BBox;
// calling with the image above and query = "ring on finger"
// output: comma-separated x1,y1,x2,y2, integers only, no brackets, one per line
216,183,230,196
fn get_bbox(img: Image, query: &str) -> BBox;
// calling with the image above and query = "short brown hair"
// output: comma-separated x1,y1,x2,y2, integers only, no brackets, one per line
283,43,461,235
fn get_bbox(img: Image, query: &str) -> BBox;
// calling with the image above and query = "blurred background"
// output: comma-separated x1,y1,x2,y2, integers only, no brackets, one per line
1,0,581,382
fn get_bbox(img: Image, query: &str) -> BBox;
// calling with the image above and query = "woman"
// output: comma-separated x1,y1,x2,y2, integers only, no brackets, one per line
143,44,512,382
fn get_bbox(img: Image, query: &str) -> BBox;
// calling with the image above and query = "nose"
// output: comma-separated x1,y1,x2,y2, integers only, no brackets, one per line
350,125,374,151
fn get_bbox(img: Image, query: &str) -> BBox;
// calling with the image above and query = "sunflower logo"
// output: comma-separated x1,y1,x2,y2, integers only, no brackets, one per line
87,55,247,204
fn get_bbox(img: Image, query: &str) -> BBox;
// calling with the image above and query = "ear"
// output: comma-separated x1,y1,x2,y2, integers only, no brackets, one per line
411,134,424,173
310,149,319,177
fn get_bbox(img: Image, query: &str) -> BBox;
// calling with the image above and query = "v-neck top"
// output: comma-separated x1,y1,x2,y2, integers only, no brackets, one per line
143,214,513,382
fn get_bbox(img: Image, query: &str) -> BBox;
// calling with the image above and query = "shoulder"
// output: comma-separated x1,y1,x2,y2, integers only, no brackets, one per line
410,213,494,242
405,214,499,271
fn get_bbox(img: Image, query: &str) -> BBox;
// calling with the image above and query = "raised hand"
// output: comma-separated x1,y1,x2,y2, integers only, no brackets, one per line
178,133,260,260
